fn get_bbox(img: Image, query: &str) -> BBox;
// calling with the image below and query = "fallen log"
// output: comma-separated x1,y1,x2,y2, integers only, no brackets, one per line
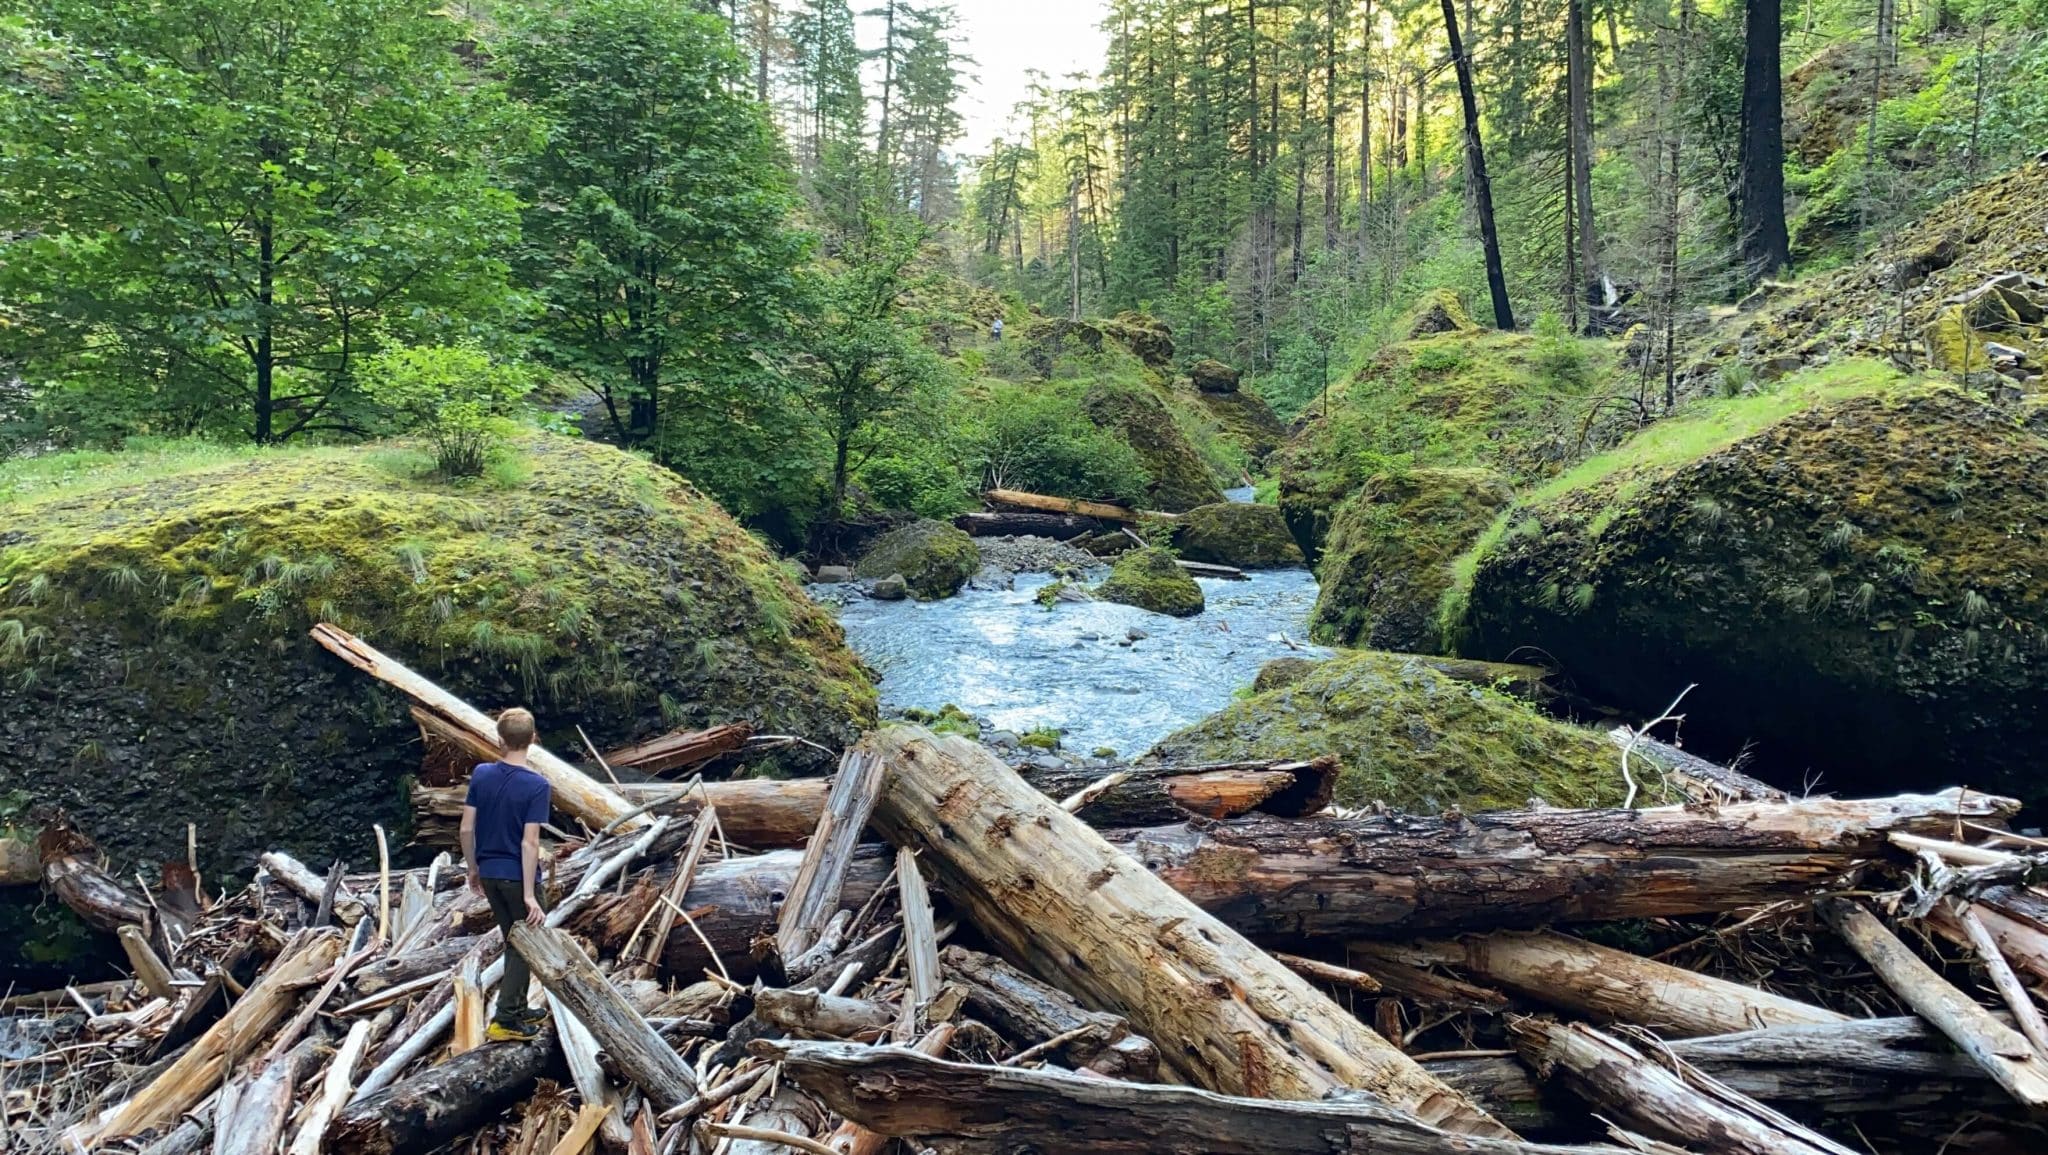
1176,558,1248,580
753,987,895,1038
942,946,1158,1079
1508,1018,1857,1155
330,1025,565,1155
1609,728,1785,803
72,930,343,1148
413,756,1342,851
599,722,753,776
1819,896,2048,1113
39,822,154,933
310,623,648,834
1349,930,1846,1037
954,510,1102,539
260,850,364,926
766,1040,1621,1154
861,726,1511,1137
984,488,1168,523
505,923,697,1112
779,750,885,964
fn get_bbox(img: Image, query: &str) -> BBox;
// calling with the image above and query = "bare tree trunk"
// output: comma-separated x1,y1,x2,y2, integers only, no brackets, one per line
1567,0,1602,325
1739,0,1792,279
1441,0,1516,329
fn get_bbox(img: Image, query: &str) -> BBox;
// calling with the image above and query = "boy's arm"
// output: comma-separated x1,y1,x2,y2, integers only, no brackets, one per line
459,806,481,895
520,824,543,924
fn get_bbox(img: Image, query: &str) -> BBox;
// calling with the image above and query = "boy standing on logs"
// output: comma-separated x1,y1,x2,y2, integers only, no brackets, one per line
460,706,551,1042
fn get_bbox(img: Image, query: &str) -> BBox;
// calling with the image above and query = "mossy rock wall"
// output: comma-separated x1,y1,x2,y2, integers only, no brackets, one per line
1094,547,1205,617
1192,389,1289,462
1148,650,1628,812
1458,386,2048,806
1083,384,1227,512
0,435,875,881
1312,468,1512,651
1173,503,1304,569
853,519,980,599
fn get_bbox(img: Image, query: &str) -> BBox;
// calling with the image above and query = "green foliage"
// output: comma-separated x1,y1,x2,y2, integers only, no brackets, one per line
898,703,980,739
360,343,533,479
967,381,1151,503
1019,727,1063,750
0,0,524,447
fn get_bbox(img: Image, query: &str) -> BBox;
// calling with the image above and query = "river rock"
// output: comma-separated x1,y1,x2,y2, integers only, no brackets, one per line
0,434,874,880
1311,468,1513,652
853,519,980,600
1150,649,1630,812
1173,502,1304,569
813,564,854,583
1093,547,1204,618
1099,312,1175,370
1456,381,2048,807
868,574,909,600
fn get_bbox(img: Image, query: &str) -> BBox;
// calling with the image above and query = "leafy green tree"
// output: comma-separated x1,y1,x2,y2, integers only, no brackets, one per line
0,0,524,445
795,207,951,512
500,0,810,480
360,342,531,478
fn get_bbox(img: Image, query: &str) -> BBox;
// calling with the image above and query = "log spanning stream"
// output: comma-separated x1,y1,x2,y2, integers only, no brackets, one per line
831,565,1325,757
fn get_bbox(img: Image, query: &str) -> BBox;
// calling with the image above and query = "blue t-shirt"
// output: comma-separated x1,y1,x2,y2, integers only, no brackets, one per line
465,761,550,883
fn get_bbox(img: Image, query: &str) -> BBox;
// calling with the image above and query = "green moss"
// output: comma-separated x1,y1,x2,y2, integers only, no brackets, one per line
853,519,981,600
1094,547,1205,617
1150,650,1629,812
1020,727,1062,750
1399,288,1479,337
1313,467,1512,651
1173,503,1304,569
900,703,980,739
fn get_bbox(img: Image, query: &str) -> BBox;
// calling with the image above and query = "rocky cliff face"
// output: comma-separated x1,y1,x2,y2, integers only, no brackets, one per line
0,435,875,880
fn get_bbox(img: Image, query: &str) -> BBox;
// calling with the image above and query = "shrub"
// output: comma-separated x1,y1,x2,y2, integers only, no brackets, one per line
361,342,532,478
968,382,1151,503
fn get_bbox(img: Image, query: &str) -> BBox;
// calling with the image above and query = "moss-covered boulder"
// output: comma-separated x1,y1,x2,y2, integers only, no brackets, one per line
1454,365,2048,806
1150,650,1628,812
0,435,875,880
853,519,980,600
1094,547,1204,617
1189,359,1242,394
1252,656,1321,693
1082,384,1227,512
1273,329,1613,562
1401,288,1479,338
1191,387,1289,463
1100,313,1176,371
1173,503,1304,569
1312,468,1513,651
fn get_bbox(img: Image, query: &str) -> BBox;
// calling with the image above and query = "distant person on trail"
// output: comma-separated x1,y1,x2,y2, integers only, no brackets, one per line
990,316,1004,342
461,707,550,1042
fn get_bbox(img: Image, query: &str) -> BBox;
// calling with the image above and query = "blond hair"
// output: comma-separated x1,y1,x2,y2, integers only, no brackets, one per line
496,707,536,751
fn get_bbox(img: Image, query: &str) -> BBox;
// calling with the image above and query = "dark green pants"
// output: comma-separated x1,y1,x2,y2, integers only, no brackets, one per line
482,877,545,1025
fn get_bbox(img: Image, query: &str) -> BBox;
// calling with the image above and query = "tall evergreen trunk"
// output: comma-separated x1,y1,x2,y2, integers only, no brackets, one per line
1291,66,1309,282
1441,0,1515,330
1068,183,1083,321
1322,0,1340,253
1567,0,1602,326
876,0,896,183
1356,0,1372,261
253,212,276,443
1738,0,1790,280
1663,0,1692,413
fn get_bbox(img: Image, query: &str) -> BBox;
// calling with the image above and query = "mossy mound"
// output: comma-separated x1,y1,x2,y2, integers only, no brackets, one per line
1252,655,1321,693
1173,503,1304,569
1094,547,1205,617
0,435,875,880
1454,367,2048,805
1189,359,1242,394
1273,328,1614,562
1401,289,1479,337
1191,387,1289,462
1082,384,1227,512
1312,468,1513,651
1149,650,1628,812
853,519,980,600
1100,313,1176,371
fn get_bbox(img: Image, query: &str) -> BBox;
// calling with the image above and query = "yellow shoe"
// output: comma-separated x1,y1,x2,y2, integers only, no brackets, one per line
486,1018,540,1043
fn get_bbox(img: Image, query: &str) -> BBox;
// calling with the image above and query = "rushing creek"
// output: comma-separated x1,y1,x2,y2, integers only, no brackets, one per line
831,566,1325,758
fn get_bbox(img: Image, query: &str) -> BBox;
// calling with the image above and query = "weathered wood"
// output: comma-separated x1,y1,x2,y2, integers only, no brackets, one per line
942,946,1158,1078
286,1019,374,1155
506,923,697,1111
310,623,648,833
752,987,894,1038
1508,1018,1857,1155
40,822,154,932
214,1043,305,1155
119,925,178,1000
954,510,1102,539
766,1041,1624,1155
863,726,1510,1137
1,829,40,886
600,722,754,776
1611,728,1786,802
897,849,941,1039
549,991,631,1149
351,936,479,994
262,850,364,926
1177,558,1249,580
1819,896,2048,1112
1350,931,1845,1037
1273,952,1382,993
984,488,1167,523
1952,898,2048,1059
778,749,886,963
330,1025,565,1155
1106,787,2015,940
73,930,343,1148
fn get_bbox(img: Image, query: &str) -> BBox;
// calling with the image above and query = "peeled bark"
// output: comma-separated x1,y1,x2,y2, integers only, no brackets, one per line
766,1041,1622,1155
599,722,753,776
861,726,1511,1137
983,488,1168,523
330,1026,565,1155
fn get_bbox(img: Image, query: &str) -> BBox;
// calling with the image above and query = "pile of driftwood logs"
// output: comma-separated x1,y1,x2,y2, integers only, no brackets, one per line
7,625,2048,1155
